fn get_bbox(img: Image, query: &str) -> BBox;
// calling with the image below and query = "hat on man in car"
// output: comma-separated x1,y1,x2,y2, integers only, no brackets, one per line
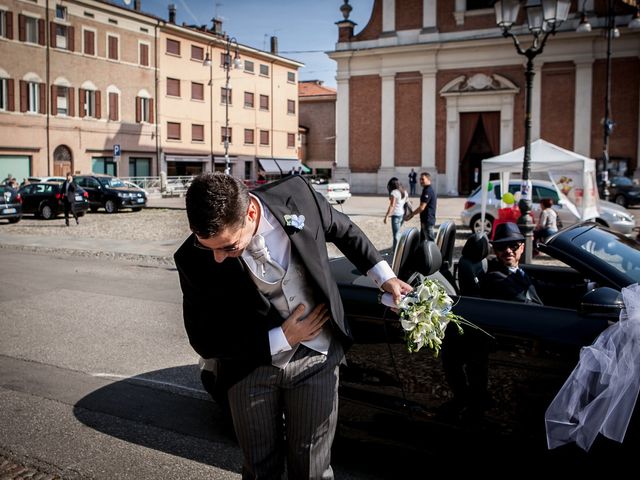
492,222,525,244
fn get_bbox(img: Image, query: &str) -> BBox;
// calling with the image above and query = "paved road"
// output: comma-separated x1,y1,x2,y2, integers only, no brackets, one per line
1,251,418,480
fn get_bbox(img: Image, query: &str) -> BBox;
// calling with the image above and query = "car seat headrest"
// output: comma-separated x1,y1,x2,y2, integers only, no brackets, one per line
461,233,489,262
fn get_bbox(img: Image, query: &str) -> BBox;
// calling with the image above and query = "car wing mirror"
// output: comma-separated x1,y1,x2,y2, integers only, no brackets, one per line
579,287,624,320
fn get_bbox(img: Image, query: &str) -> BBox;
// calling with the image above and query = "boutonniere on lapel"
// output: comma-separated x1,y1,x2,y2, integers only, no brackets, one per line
284,214,305,232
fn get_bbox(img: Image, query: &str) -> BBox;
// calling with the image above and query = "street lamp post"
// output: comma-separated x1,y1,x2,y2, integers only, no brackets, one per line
494,0,570,264
203,35,242,176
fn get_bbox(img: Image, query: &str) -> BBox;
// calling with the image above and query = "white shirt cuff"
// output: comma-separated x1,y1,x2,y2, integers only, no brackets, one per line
269,327,292,356
367,260,396,289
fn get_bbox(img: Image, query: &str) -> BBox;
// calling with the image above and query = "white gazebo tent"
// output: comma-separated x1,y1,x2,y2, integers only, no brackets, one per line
480,139,599,225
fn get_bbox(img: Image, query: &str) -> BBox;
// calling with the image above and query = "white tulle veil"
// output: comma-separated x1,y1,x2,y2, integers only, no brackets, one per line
545,283,640,451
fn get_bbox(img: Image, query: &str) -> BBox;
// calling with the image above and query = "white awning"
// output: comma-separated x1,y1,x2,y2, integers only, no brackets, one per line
275,159,301,173
258,158,281,174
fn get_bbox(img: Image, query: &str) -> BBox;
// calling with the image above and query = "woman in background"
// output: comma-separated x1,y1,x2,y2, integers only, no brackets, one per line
384,177,409,253
534,197,558,254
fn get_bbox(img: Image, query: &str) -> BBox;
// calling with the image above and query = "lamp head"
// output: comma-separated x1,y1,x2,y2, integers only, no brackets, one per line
494,0,522,33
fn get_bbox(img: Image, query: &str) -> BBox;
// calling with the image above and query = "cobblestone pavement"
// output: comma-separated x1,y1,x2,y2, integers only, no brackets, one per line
0,454,63,480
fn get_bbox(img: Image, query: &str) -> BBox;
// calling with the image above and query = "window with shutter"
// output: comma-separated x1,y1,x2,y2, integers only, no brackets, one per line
167,122,181,140
221,87,231,105
191,82,204,101
166,38,180,55
287,99,295,114
107,35,118,60
0,78,8,111
221,127,232,144
191,45,203,61
287,133,295,148
109,92,118,121
244,128,254,145
192,124,204,142
260,130,269,146
244,91,254,108
139,43,149,66
167,78,180,97
259,94,269,111
83,29,95,55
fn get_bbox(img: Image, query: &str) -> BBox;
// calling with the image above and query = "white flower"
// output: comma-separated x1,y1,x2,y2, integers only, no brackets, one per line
396,278,468,356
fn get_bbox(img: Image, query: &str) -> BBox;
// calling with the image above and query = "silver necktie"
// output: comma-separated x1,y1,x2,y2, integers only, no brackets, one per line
247,234,285,282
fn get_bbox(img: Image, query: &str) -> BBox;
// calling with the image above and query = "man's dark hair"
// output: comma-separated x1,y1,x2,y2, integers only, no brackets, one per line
186,173,250,238
420,172,431,179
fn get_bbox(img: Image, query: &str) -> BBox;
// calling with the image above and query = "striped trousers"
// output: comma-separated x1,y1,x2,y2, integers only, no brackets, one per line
228,341,344,480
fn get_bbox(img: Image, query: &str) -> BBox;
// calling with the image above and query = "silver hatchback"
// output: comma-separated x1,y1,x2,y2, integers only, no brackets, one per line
460,179,635,235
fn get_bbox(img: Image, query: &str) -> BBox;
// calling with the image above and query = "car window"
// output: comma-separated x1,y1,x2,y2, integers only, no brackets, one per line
533,186,559,203
612,177,633,187
100,177,125,188
84,178,100,188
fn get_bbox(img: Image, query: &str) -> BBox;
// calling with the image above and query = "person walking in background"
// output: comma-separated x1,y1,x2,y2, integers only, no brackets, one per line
408,168,418,196
61,172,79,226
406,171,437,241
383,177,409,253
533,198,558,254
174,173,411,480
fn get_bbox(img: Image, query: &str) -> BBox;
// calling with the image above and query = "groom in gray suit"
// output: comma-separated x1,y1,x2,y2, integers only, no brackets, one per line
175,173,410,479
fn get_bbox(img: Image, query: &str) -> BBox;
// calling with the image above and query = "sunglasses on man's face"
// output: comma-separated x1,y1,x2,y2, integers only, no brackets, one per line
494,242,524,252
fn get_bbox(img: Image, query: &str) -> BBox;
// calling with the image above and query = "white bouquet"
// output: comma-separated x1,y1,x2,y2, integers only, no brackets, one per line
381,276,487,356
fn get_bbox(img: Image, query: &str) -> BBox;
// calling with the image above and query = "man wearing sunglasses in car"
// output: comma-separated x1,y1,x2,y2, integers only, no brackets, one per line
479,222,543,305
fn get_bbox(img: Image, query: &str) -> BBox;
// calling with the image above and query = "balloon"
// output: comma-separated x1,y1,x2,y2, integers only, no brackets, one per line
487,181,494,191
502,192,515,204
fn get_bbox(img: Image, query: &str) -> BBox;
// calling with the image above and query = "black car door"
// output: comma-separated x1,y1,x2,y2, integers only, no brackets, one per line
79,177,101,206
382,282,609,448
19,185,36,213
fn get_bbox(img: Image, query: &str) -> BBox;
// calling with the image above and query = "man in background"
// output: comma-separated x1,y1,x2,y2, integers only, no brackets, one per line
407,172,437,241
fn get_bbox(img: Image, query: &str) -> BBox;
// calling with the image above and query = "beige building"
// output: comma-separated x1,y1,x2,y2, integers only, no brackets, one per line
299,80,336,177
0,0,159,182
329,0,640,195
158,12,303,180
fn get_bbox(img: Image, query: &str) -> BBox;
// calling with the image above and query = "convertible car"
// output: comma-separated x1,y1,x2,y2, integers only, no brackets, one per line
331,222,640,465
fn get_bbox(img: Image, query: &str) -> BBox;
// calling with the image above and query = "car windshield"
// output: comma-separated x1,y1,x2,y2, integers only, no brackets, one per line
99,177,126,188
572,227,640,282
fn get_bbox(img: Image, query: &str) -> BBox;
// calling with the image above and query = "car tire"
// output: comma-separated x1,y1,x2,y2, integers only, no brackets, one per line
104,200,117,214
8,217,20,224
132,207,142,212
40,204,54,220
77,211,85,217
470,214,493,234
615,195,628,208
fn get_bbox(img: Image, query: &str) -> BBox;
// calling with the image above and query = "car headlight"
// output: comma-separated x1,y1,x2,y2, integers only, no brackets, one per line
612,212,632,222
117,192,124,198
628,191,640,196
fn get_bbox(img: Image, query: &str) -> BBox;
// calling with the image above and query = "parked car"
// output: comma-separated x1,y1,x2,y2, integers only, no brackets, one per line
18,181,89,219
26,176,66,184
74,174,147,213
199,222,640,462
460,179,635,235
607,176,640,208
0,185,22,223
309,177,352,204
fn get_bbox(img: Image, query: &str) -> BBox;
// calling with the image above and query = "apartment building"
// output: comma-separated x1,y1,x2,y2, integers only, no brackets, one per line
158,11,303,180
299,79,336,178
0,0,158,182
329,0,640,195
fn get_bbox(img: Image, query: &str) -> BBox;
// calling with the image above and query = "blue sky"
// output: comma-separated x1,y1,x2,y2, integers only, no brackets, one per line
127,0,375,87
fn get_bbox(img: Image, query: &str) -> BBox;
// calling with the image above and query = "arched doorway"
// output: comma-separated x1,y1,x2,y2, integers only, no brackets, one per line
53,145,73,176
458,112,499,195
